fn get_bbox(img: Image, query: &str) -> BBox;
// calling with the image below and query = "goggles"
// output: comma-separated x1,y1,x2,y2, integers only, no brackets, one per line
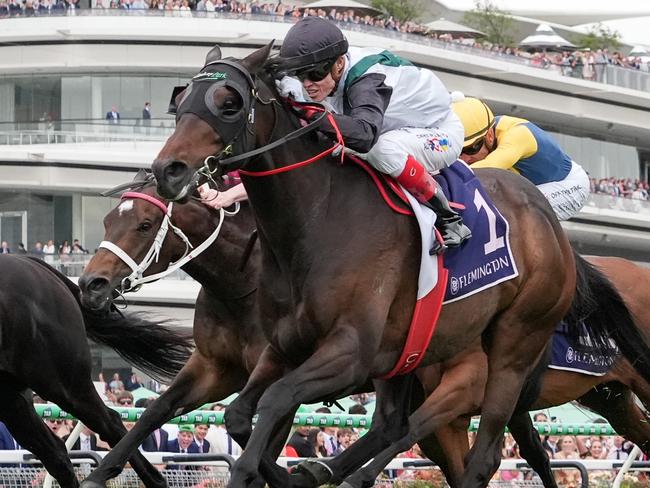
293,60,335,83
461,137,486,156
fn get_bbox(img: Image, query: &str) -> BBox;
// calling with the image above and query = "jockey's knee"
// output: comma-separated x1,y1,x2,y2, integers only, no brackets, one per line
366,125,463,178
365,133,410,177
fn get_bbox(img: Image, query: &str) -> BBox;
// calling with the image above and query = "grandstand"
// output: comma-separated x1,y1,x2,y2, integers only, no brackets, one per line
1,9,649,261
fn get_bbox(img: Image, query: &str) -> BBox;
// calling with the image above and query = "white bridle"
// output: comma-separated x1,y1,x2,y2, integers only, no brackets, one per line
98,191,228,293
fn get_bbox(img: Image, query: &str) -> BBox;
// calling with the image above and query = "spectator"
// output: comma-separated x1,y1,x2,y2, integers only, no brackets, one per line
105,106,120,124
115,390,134,407
585,438,608,459
166,425,200,471
0,421,20,467
42,239,56,264
1,240,10,254
59,239,71,254
554,436,581,487
63,426,106,451
307,428,327,457
607,435,630,460
334,428,352,454
0,421,18,450
348,403,367,415
27,245,44,262
44,418,66,438
109,372,125,392
193,424,210,453
141,425,169,452
72,238,88,253
142,102,152,126
206,403,241,457
286,426,314,457
167,425,199,454
125,373,144,391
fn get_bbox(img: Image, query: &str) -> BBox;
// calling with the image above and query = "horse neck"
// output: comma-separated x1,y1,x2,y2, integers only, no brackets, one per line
243,111,336,263
176,203,258,301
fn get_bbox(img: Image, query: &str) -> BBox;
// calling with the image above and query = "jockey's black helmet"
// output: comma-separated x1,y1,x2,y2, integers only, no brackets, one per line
278,17,349,76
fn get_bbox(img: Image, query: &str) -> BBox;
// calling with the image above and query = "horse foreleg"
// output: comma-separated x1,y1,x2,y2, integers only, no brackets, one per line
81,352,245,488
508,411,558,488
418,423,470,488
227,332,369,488
291,375,415,487
0,382,78,488
337,355,486,488
224,345,286,448
461,319,555,488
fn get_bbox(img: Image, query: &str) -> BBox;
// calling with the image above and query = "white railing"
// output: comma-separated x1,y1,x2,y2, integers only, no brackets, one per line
0,120,174,145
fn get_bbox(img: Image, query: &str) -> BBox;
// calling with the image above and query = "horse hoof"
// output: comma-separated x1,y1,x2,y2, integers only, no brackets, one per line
292,459,333,486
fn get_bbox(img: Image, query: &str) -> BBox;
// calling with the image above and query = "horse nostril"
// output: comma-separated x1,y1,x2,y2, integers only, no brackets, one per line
165,160,189,180
81,276,110,295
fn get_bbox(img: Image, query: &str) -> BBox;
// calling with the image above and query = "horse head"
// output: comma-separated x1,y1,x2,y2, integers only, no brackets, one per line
79,176,204,311
153,42,278,201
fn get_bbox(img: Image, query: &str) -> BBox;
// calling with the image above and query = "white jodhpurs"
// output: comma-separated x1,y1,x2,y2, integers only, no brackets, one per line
537,161,590,221
364,111,464,177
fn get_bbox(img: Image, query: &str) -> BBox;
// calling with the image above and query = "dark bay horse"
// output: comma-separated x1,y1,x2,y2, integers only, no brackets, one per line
0,254,192,488
78,178,650,488
77,178,270,488
427,256,650,488
149,44,650,488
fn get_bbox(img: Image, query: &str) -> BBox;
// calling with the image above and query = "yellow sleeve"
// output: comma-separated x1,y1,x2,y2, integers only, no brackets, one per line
471,124,538,170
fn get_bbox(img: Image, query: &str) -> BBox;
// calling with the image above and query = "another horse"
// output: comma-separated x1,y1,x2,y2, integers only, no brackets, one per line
426,256,650,488
0,254,192,488
149,44,650,488
78,177,650,488
77,176,269,488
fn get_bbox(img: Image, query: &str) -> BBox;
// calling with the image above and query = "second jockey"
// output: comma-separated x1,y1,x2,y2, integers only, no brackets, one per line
452,97,590,221
202,17,471,250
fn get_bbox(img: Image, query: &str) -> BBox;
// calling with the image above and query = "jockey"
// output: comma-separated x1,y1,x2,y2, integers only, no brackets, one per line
201,17,471,250
452,97,590,221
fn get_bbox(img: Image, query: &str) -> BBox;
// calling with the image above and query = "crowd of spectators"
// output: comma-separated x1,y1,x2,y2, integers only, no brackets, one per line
2,0,649,83
591,177,649,201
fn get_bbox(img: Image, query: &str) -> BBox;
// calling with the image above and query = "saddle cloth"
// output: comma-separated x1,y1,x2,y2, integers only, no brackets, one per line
549,321,619,376
410,160,519,302
382,161,519,378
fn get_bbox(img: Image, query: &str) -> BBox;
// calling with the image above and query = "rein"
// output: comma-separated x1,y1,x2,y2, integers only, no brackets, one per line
98,191,226,293
237,105,345,177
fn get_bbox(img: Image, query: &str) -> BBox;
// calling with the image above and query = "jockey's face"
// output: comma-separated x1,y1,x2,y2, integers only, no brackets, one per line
459,126,495,165
302,55,346,102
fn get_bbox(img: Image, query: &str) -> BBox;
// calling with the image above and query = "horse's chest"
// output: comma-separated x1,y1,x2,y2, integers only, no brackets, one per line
264,308,325,364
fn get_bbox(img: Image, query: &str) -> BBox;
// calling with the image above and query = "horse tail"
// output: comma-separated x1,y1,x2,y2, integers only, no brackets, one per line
22,256,193,381
567,250,650,380
82,307,193,383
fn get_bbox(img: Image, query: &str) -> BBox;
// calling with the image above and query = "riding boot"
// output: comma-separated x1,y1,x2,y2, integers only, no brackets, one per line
425,185,472,250
395,155,471,252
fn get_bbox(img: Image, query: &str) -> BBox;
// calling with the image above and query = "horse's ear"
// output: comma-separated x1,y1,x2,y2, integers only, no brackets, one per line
204,45,222,65
242,41,274,74
134,168,149,182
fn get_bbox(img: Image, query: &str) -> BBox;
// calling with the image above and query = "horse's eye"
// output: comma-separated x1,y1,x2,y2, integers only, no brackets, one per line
138,222,153,233
222,99,240,116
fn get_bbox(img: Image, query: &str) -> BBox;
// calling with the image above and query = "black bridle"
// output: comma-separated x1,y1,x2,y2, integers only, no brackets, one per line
168,58,331,190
